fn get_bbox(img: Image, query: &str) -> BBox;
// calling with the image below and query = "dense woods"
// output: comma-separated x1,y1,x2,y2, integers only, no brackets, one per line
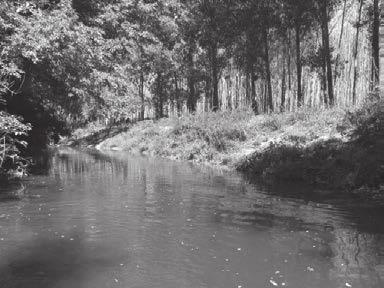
0,0,382,177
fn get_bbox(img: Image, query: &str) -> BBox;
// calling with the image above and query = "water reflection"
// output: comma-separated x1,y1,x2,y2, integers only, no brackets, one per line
0,148,383,288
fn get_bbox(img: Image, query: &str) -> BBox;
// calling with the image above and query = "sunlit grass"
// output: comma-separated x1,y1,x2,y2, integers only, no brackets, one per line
97,105,348,169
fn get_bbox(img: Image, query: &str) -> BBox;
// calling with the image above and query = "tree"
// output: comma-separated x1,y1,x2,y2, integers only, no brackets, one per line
283,0,317,107
197,0,234,111
372,0,380,90
319,0,335,106
352,0,364,105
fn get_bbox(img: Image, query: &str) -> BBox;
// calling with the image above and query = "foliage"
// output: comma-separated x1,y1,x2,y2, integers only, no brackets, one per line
96,106,345,167
0,0,380,183
344,94,384,143
237,96,384,190
1,0,379,126
0,112,31,179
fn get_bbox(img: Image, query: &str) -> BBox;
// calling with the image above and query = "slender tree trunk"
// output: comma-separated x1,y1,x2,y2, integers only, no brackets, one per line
211,43,219,111
287,30,292,91
321,0,334,106
263,24,273,112
187,74,196,112
352,0,363,105
338,0,348,49
155,72,164,119
295,19,303,107
287,29,292,91
251,71,258,114
139,72,145,121
281,51,287,112
245,31,252,108
226,75,232,110
245,72,251,106
322,47,328,106
174,74,181,116
372,0,380,90
334,0,348,86
187,43,196,112
205,76,212,111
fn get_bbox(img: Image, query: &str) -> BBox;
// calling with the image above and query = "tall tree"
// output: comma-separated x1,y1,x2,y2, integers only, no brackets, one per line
319,0,335,106
283,0,318,107
372,0,380,90
352,0,364,105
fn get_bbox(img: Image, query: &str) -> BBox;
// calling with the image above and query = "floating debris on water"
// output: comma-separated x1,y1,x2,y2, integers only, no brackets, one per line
269,279,278,286
306,266,315,272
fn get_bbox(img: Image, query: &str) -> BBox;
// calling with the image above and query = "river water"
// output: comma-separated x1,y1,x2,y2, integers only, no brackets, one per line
0,148,384,288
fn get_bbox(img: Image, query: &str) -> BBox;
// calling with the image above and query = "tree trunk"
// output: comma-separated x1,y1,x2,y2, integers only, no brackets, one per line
205,76,212,111
139,72,145,121
352,0,363,105
251,71,258,114
281,51,287,112
321,47,328,106
211,43,219,111
155,72,164,119
263,23,273,112
174,74,182,116
287,29,292,91
187,44,196,112
187,74,196,112
295,19,303,107
334,0,347,86
321,0,334,106
372,0,380,90
245,72,251,106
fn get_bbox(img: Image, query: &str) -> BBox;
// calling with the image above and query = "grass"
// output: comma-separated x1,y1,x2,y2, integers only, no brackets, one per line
83,95,384,191
96,105,346,167
238,95,384,191
97,109,253,166
70,121,107,140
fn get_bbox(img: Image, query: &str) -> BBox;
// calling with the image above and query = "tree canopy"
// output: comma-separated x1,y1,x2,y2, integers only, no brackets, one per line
0,0,380,171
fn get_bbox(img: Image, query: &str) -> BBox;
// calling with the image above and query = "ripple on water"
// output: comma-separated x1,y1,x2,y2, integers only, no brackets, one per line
0,149,383,288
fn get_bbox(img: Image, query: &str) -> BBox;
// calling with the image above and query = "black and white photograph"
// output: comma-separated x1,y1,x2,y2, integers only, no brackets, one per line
1,0,384,287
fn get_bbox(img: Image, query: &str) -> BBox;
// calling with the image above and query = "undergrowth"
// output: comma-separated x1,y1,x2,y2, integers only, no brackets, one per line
97,106,345,167
238,95,384,190
0,111,31,180
92,96,384,191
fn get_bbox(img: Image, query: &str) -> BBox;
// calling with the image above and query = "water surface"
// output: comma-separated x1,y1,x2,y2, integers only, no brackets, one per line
0,148,384,288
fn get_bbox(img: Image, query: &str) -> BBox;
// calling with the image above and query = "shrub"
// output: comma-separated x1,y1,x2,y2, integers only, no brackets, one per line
347,95,384,143
170,109,251,151
0,111,31,179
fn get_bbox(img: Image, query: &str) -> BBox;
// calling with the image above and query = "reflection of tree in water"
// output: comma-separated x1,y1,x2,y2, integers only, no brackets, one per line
45,148,384,288
330,229,384,288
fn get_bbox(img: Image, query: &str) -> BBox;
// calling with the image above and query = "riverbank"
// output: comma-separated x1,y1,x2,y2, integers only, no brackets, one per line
74,96,384,192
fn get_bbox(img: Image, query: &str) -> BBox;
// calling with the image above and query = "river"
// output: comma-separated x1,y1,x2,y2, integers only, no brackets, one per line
0,148,383,288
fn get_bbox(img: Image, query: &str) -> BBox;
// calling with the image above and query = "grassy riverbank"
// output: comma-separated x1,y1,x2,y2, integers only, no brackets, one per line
81,96,384,191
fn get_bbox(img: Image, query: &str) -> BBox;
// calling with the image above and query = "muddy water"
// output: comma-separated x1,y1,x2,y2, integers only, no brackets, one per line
0,148,384,288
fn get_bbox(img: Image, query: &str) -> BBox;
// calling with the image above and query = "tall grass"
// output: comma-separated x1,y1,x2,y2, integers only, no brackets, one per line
237,96,384,190
98,105,347,168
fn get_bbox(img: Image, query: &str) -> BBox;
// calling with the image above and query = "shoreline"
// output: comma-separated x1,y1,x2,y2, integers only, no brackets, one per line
69,99,384,195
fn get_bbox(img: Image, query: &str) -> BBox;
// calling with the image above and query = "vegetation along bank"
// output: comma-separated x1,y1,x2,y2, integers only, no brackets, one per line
0,0,382,193
78,94,382,192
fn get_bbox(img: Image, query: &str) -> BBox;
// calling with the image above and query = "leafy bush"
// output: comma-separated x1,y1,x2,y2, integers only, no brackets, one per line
345,94,384,143
0,112,31,179
170,109,250,151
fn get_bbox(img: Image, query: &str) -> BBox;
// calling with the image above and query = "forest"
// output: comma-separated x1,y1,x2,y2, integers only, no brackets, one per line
0,0,382,182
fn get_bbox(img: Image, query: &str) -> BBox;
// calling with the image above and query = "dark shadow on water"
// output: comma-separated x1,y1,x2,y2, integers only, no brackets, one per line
1,148,384,288
0,232,130,288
